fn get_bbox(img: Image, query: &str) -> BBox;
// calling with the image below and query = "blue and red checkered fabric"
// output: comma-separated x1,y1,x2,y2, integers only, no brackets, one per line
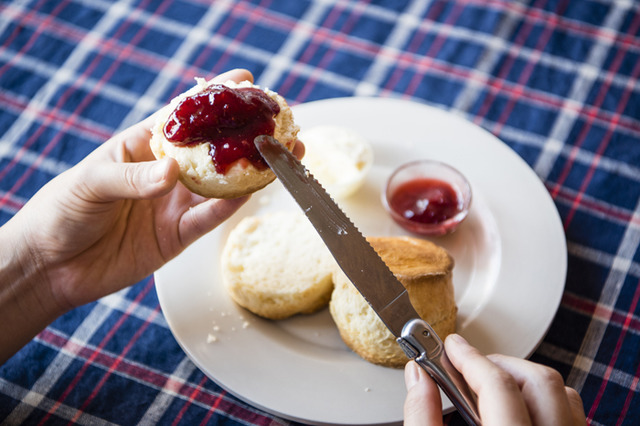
1,1,639,425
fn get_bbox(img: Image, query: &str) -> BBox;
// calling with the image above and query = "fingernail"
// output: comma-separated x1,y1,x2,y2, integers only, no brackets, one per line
447,333,468,346
404,361,421,390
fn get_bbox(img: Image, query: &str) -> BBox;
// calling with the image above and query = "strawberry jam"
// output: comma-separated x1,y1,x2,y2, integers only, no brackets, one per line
163,84,280,174
389,178,462,224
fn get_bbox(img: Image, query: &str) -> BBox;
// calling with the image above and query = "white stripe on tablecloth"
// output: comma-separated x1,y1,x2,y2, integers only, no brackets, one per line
568,241,640,279
137,357,198,425
537,342,640,390
0,44,148,119
116,0,236,130
567,196,640,391
451,0,525,113
0,378,117,426
355,0,430,96
255,0,368,96
98,288,168,328
3,298,121,423
258,0,333,90
0,0,30,39
0,0,131,170
533,4,630,180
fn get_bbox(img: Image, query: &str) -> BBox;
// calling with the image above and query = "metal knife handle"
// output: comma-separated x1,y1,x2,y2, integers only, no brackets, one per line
398,319,482,426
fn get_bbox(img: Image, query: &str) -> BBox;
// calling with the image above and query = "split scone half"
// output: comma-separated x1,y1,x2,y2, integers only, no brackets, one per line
221,211,336,320
150,78,298,199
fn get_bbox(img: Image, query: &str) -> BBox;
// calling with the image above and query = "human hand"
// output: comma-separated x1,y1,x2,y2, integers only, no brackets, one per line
403,334,587,426
0,69,304,363
2,68,306,312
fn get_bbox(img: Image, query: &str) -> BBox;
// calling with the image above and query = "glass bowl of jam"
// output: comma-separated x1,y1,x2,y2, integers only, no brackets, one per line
382,160,472,236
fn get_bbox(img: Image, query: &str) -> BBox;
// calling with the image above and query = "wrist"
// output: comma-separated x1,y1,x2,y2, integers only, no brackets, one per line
0,218,65,364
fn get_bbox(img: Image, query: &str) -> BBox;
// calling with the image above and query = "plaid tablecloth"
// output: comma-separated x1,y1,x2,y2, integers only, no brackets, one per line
1,0,639,425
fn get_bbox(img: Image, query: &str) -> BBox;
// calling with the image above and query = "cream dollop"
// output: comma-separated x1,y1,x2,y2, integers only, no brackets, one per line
299,125,373,199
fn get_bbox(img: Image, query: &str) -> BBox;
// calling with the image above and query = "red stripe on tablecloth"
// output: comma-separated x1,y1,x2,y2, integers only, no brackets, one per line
37,326,271,420
563,67,640,225
554,11,640,229
168,0,273,100
0,0,171,209
3,4,188,78
484,0,640,50
587,278,640,421
172,375,210,426
199,387,224,426
6,0,639,141
473,0,554,127
294,0,371,103
214,0,273,76
38,328,169,389
276,2,346,98
382,0,449,92
488,0,570,136
404,3,468,97
70,305,162,423
0,91,113,143
617,361,640,425
0,0,71,79
552,184,640,228
38,279,156,425
390,0,468,97
239,0,640,137
10,0,639,140
561,293,640,333
235,0,382,62
0,193,24,213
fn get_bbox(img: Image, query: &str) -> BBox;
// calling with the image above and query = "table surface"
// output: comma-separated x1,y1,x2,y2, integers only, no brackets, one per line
1,1,639,425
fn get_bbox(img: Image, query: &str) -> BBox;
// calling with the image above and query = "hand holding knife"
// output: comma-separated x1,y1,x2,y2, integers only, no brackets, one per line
254,135,481,426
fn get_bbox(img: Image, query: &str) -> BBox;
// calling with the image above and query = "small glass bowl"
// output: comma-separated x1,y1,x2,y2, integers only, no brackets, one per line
382,160,472,236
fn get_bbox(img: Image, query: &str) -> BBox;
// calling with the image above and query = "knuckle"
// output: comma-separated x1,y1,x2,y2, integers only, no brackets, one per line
123,165,141,192
489,368,519,391
565,386,582,401
536,365,565,387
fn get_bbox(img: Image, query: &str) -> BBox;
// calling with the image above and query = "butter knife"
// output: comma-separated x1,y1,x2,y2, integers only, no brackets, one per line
254,135,481,425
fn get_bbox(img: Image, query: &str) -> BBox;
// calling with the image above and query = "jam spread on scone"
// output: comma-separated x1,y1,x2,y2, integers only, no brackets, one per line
163,84,280,174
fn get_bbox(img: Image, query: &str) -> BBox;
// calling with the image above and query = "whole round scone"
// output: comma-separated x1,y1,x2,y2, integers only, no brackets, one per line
330,236,457,368
150,78,298,199
221,211,336,320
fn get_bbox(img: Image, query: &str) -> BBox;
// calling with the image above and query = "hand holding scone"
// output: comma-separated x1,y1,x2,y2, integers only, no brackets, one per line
0,69,267,363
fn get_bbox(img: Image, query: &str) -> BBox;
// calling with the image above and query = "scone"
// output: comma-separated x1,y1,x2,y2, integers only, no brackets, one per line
150,78,298,199
329,236,456,368
221,211,336,320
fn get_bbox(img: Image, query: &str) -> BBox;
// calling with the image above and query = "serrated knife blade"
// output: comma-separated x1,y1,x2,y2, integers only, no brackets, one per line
254,135,481,426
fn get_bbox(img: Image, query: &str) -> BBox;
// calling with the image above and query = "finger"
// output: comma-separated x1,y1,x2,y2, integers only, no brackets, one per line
79,157,179,202
292,139,305,160
403,361,443,426
565,386,587,426
444,334,531,425
487,354,578,426
211,68,254,84
178,196,250,247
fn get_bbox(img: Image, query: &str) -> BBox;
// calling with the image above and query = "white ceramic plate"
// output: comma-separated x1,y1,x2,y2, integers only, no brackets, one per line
155,97,567,425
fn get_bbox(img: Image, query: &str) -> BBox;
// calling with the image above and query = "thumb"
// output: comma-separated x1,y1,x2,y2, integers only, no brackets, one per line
83,157,179,201
404,361,444,426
